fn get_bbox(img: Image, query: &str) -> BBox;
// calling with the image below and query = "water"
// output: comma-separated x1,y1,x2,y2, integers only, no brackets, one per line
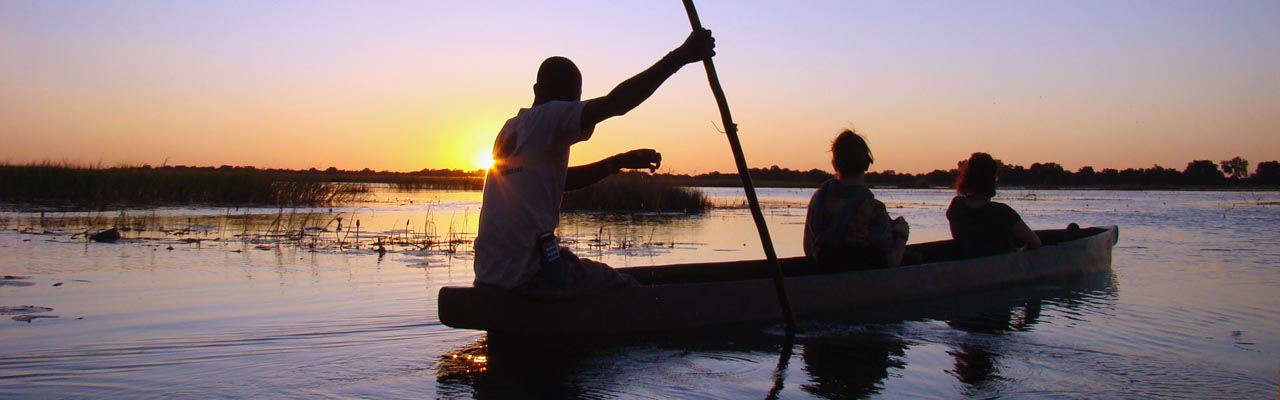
1,187,1277,398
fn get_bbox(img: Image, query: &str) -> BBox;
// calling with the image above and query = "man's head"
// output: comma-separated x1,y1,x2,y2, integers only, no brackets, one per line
533,56,582,104
831,129,873,178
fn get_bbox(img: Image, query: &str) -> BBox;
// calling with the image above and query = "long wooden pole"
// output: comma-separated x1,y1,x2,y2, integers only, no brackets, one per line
680,0,796,332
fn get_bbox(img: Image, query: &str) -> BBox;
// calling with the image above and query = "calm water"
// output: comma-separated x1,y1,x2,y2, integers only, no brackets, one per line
1,187,1277,399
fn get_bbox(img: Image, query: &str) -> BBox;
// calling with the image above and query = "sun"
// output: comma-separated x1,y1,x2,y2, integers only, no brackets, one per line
474,151,495,170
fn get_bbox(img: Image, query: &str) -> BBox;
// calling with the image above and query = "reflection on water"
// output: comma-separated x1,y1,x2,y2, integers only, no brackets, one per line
2,188,1278,398
800,332,908,398
437,337,598,399
0,187,732,266
0,204,478,257
432,274,1119,399
800,272,1118,399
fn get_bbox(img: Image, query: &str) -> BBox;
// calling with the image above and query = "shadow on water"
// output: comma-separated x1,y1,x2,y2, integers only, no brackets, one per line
434,272,1118,399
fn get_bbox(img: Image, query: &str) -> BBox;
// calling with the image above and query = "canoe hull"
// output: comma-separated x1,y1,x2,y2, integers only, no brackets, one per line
439,226,1118,336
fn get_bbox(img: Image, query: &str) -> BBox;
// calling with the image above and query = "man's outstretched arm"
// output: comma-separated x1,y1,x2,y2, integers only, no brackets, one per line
580,30,715,129
565,149,662,191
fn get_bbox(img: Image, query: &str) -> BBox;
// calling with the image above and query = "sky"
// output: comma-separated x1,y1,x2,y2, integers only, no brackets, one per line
2,0,1277,174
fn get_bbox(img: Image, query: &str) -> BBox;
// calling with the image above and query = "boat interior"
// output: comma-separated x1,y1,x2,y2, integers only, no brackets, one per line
619,226,1108,285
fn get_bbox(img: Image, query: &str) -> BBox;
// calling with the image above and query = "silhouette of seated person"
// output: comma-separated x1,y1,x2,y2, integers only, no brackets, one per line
946,152,1041,258
803,130,910,271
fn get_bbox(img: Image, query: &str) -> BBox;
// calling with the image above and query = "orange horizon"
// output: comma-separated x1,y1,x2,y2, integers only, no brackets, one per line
3,155,1270,177
3,2,1277,176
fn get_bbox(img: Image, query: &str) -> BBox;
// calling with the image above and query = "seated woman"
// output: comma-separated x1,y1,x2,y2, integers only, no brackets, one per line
803,130,910,271
947,152,1042,258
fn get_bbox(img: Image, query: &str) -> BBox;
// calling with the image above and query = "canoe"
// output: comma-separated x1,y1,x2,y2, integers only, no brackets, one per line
439,225,1118,336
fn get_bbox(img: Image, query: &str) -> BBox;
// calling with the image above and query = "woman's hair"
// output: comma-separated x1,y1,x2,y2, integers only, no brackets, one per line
956,152,998,197
831,129,873,177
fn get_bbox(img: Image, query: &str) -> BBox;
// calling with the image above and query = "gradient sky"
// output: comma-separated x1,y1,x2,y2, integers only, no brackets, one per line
2,1,1277,174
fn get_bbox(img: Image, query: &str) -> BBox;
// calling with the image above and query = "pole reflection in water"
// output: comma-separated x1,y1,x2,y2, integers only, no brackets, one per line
764,333,794,400
433,272,1117,399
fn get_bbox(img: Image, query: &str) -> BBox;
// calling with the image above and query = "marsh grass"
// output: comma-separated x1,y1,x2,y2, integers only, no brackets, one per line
0,163,367,209
386,176,483,191
3,201,480,258
561,172,711,213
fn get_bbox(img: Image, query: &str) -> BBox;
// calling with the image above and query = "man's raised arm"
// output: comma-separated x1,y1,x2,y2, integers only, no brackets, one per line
580,29,715,129
565,149,662,191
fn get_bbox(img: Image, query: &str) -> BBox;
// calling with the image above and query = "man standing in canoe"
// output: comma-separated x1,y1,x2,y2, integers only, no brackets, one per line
473,30,716,298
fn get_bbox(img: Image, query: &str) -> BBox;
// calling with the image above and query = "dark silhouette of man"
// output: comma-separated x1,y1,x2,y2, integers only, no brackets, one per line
474,29,715,298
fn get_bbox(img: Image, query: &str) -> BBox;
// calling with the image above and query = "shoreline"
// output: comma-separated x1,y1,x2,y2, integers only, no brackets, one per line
2,184,1277,213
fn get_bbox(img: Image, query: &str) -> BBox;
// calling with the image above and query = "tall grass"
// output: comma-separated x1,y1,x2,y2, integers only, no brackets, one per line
387,176,483,191
0,163,367,209
561,172,711,213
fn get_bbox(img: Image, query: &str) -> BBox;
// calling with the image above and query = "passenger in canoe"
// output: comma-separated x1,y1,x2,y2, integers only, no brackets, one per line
803,129,912,271
947,152,1041,258
472,30,716,298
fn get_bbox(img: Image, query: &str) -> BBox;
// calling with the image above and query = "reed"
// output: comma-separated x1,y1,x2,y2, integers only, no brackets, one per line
561,172,711,213
0,163,367,209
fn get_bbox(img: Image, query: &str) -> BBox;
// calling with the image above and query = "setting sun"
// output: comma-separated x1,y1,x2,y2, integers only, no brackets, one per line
475,151,495,170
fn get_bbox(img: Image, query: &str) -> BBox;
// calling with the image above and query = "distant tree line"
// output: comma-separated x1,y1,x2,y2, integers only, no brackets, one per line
153,164,484,178
0,163,369,208
0,164,485,208
7,157,1277,199
659,157,1280,188
142,165,484,189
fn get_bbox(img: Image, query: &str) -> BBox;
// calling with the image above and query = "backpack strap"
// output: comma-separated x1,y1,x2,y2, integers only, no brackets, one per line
815,181,874,248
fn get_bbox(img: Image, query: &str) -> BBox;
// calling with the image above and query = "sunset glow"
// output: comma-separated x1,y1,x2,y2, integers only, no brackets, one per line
1,1,1277,173
474,151,495,171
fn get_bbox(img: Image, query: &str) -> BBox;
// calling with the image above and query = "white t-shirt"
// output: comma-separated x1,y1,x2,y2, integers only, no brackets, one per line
473,101,594,288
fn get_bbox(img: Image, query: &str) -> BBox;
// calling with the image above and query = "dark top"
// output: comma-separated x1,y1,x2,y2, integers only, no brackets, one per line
946,196,1024,258
804,180,893,271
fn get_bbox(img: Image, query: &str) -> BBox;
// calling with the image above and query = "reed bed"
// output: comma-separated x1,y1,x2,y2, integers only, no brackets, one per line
387,176,483,191
561,172,711,213
3,205,480,258
0,163,367,209
3,205,677,260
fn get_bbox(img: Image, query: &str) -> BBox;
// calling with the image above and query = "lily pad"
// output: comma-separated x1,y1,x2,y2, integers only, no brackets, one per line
13,315,60,322
1,276,36,287
0,305,54,315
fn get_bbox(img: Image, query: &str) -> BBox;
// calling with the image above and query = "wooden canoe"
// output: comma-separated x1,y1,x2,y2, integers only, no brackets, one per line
438,225,1118,336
